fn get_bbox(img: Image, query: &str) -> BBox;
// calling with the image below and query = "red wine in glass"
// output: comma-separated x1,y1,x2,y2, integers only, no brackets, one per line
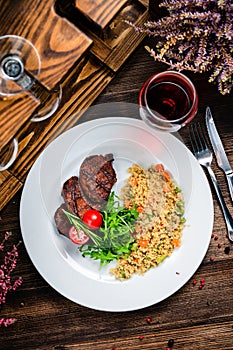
139,71,198,132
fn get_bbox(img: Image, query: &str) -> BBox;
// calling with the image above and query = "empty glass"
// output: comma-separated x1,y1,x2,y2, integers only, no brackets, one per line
0,34,62,171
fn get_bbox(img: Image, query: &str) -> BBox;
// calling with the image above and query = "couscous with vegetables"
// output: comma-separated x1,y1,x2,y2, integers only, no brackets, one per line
110,163,185,280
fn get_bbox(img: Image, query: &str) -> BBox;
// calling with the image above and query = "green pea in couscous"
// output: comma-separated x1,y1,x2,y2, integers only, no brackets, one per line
110,163,185,280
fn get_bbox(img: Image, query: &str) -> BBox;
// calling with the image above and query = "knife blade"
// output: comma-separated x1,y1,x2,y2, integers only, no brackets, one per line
206,106,233,201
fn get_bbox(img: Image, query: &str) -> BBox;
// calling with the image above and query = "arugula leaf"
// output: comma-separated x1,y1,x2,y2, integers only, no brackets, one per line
80,192,139,265
80,242,135,265
99,191,138,247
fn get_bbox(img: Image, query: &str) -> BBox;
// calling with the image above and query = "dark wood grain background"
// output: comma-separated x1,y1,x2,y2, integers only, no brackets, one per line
1,1,233,349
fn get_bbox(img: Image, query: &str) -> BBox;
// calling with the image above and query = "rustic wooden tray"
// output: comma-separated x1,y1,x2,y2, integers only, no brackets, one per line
0,0,149,210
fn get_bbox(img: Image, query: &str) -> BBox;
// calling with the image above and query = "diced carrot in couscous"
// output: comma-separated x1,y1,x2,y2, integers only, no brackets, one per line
110,163,185,280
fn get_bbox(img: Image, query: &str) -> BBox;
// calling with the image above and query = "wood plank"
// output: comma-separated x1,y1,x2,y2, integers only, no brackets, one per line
74,0,128,29
57,0,149,71
0,170,22,209
0,0,92,89
0,95,38,151
0,0,92,151
104,10,149,71
139,0,149,6
31,322,233,350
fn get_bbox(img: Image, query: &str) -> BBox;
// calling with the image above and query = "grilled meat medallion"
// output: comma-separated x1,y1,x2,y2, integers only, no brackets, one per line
79,153,117,210
54,154,117,238
62,176,92,219
54,204,71,237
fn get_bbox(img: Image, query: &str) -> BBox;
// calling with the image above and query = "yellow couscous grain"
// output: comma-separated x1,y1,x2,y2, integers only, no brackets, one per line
110,164,185,280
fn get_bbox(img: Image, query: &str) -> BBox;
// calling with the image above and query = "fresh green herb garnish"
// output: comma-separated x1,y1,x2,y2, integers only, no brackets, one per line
63,209,102,246
63,192,139,265
80,244,135,265
80,192,139,265
100,192,139,247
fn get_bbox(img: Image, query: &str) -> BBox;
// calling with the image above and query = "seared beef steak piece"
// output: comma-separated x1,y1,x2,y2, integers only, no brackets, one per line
55,153,116,236
54,204,71,237
79,154,117,210
62,176,92,219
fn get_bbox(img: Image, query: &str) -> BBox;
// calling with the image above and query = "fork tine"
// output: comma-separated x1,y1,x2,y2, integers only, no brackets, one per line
197,123,208,150
189,123,208,154
189,124,200,153
189,124,196,153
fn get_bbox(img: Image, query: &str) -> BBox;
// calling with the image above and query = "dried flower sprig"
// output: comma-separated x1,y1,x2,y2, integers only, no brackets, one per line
129,0,233,95
0,231,23,327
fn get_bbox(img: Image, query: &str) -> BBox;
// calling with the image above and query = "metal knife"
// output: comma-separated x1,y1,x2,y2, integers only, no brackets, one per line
206,106,233,201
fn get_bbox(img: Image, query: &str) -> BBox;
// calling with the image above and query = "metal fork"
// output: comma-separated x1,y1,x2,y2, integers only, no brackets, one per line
189,123,233,242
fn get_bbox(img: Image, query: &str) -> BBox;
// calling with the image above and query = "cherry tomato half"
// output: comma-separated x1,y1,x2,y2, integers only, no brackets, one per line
82,209,102,230
68,226,90,245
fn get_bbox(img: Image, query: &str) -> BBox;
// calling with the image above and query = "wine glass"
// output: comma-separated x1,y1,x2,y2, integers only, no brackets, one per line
0,34,62,171
139,70,198,132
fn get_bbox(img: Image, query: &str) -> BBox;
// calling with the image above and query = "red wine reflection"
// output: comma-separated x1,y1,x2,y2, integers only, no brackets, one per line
147,81,191,121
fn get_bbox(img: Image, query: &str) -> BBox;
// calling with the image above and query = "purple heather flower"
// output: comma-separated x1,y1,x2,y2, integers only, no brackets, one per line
133,0,233,94
0,318,17,327
0,233,22,327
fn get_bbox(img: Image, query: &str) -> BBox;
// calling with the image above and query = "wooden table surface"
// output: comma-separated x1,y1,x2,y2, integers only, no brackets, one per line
1,32,233,350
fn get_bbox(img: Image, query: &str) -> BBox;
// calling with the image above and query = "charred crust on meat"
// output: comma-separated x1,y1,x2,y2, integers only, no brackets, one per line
79,153,117,210
54,154,117,237
62,176,92,219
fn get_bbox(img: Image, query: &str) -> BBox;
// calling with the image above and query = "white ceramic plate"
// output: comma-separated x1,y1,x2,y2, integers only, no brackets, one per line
20,116,214,311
